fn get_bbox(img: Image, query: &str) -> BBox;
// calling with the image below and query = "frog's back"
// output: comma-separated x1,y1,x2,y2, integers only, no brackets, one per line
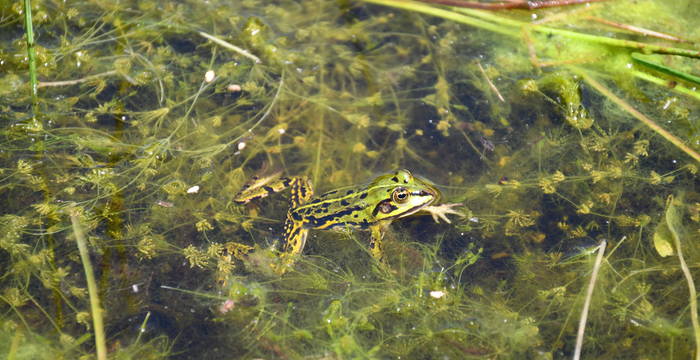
291,187,374,230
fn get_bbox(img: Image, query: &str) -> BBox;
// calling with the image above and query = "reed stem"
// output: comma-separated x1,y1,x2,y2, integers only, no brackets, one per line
573,239,606,360
70,213,107,360
23,0,38,98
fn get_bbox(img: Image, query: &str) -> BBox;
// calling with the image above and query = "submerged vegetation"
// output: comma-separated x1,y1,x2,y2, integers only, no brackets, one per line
1,0,699,358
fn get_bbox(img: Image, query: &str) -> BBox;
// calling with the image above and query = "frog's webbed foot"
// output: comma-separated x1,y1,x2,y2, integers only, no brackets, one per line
270,254,295,275
422,203,465,224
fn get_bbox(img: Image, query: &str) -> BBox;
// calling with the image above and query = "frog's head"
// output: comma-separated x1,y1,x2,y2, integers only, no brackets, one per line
368,169,440,221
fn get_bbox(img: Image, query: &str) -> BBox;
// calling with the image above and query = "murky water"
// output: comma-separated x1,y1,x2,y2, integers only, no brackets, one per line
1,0,699,358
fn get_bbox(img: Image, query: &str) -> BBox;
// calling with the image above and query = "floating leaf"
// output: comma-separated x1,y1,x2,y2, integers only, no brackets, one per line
652,222,674,258
653,195,686,258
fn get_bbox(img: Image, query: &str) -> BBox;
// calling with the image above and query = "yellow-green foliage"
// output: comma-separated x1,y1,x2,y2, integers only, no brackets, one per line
1,0,699,358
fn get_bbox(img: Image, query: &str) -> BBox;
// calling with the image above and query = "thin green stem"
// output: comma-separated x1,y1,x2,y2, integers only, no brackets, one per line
38,70,119,88
313,64,325,187
135,311,152,344
8,329,21,360
313,116,324,187
70,213,107,360
631,70,700,102
198,31,262,64
23,0,38,98
361,0,518,37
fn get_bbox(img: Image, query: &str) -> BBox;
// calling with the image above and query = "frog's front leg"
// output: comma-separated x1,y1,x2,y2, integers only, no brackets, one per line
421,203,465,224
368,221,391,263
289,176,313,208
282,213,310,258
274,213,310,274
273,178,314,274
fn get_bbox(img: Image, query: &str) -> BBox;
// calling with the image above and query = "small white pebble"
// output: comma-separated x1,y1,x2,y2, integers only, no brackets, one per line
227,84,242,92
429,290,446,299
237,142,246,151
277,128,286,135
132,284,139,293
204,70,215,83
155,200,174,208
187,185,200,194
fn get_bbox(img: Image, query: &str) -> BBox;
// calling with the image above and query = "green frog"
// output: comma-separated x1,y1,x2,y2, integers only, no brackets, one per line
234,169,463,273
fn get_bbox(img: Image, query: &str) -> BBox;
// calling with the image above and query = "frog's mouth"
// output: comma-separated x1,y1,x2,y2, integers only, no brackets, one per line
407,189,440,210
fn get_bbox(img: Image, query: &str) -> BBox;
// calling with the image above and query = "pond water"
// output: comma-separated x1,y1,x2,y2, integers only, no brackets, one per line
1,0,699,358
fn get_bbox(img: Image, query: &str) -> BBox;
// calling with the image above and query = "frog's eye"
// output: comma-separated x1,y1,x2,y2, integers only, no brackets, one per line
392,187,410,203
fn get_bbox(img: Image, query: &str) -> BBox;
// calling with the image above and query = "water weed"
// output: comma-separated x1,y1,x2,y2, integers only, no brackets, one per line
1,0,699,358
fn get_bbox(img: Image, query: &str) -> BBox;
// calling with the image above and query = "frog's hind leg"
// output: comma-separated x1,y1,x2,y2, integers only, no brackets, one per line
274,213,309,274
282,218,309,256
289,176,313,207
233,171,291,204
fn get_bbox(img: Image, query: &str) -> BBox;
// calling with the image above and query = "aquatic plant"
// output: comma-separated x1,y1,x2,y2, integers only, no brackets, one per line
1,0,698,358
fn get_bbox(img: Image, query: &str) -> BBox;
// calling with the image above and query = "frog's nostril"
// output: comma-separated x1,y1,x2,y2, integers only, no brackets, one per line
416,189,434,197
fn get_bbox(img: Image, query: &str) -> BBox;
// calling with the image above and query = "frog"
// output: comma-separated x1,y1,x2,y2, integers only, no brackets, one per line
234,169,464,273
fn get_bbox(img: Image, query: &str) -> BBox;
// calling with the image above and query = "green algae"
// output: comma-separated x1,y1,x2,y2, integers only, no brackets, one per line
1,0,700,358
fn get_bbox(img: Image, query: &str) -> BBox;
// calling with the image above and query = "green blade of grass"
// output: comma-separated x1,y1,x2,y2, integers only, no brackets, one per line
631,52,700,86
23,0,38,98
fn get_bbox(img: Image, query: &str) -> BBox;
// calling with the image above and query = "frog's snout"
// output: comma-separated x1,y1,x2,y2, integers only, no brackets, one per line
415,188,437,204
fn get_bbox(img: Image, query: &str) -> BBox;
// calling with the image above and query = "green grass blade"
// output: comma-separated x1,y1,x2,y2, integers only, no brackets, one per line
632,52,700,86
23,0,38,98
